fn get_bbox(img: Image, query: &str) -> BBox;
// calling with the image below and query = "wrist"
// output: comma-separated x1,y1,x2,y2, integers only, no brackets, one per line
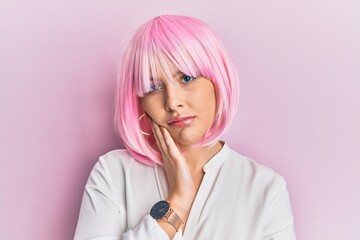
150,200,184,232
167,197,191,221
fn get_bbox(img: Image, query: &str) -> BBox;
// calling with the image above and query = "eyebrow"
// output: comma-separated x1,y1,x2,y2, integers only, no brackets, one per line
172,70,182,79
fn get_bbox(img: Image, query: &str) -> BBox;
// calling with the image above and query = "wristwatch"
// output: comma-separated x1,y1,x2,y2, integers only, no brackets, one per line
150,200,183,232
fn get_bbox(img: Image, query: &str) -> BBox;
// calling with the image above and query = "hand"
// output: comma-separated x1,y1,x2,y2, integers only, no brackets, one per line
151,120,195,219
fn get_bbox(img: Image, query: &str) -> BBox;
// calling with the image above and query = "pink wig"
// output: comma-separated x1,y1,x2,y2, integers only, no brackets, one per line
114,15,239,165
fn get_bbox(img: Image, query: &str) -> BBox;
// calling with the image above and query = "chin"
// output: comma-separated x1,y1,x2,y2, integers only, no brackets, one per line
168,124,208,146
173,133,203,147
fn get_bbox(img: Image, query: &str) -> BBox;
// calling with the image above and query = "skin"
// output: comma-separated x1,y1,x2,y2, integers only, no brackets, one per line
139,63,223,238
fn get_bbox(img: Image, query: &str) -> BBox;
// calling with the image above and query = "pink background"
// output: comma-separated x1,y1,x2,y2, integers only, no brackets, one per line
1,0,359,239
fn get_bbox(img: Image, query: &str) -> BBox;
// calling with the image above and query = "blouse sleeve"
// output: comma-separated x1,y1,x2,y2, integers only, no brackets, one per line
262,177,296,240
73,157,170,240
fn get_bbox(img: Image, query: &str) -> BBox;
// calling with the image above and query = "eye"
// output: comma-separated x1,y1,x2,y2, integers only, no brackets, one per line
180,74,195,83
149,82,164,92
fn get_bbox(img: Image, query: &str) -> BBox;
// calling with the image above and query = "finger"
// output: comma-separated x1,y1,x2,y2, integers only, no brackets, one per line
151,121,165,152
162,127,184,161
151,121,170,160
150,120,160,146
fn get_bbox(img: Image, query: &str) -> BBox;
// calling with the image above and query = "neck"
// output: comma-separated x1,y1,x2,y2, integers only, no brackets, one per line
179,141,224,173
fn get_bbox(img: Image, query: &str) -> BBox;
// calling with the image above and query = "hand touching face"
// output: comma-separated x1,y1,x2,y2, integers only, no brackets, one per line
150,119,195,216
140,67,217,147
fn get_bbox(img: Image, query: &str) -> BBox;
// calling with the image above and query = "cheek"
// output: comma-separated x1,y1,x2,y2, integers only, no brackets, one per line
140,97,164,123
204,97,217,128
200,88,217,117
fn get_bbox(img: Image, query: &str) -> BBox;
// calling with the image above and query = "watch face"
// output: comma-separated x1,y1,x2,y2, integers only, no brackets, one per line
150,200,170,220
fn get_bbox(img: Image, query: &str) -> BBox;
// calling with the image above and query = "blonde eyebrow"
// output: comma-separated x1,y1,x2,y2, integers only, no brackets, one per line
172,70,182,79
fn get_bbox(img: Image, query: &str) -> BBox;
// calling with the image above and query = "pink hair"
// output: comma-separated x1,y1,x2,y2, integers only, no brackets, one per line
114,15,239,165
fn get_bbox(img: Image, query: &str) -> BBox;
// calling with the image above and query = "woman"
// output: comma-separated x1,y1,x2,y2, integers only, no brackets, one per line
74,15,296,240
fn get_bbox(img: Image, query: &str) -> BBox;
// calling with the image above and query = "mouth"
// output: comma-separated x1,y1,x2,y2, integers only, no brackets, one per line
167,116,196,128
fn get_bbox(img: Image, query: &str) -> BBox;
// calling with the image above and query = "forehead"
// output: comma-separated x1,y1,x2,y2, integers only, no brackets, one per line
149,56,182,82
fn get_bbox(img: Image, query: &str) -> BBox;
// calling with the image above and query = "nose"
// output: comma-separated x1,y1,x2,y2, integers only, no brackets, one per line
164,84,184,111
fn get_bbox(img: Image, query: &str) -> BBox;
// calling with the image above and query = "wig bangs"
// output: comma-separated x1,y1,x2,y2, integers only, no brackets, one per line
133,17,217,97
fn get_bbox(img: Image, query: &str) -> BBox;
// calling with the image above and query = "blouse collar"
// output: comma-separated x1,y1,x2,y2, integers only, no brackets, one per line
202,141,231,173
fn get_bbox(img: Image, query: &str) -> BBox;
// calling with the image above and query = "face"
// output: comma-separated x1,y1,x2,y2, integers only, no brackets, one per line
139,63,217,147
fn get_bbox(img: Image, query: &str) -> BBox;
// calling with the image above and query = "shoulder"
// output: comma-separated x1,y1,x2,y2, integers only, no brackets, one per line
225,147,286,189
222,147,290,209
98,148,136,170
88,148,153,184
84,148,156,201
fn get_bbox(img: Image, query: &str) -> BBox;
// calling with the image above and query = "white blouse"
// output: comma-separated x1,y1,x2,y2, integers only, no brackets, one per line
74,143,296,240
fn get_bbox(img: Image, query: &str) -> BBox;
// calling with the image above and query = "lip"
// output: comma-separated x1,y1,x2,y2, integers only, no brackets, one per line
167,116,196,128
